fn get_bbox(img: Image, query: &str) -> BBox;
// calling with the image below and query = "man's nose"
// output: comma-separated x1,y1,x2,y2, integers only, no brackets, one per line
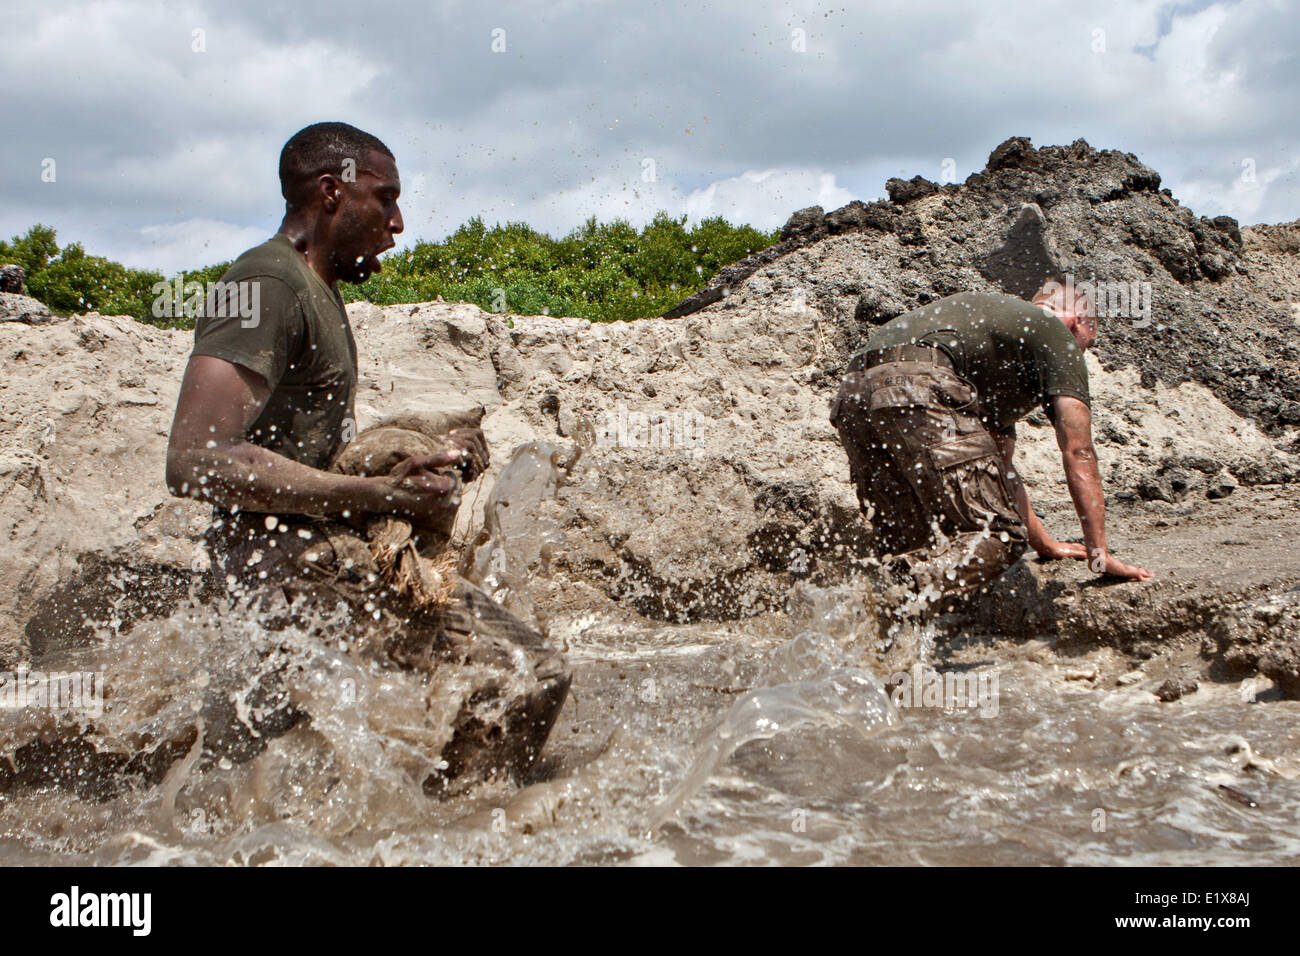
389,205,404,236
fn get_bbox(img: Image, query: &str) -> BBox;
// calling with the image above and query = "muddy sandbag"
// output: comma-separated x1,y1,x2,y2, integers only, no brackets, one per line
326,409,485,609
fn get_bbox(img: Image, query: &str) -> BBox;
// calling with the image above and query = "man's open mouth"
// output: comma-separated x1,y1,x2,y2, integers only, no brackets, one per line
367,243,394,275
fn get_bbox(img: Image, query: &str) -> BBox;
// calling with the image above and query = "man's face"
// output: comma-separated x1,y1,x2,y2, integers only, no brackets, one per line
330,149,404,284
1055,294,1098,350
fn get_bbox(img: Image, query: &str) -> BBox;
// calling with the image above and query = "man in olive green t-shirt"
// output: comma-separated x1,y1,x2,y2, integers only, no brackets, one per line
831,283,1151,599
163,125,575,788
166,122,487,527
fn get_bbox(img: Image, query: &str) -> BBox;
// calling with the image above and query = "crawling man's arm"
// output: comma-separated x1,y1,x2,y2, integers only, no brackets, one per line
166,355,463,524
1050,395,1152,581
992,427,1088,561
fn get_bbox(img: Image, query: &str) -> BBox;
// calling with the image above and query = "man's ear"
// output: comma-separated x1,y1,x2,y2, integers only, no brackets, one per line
318,174,341,213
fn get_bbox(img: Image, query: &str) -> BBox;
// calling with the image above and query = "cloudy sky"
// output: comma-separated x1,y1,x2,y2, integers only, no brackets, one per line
4,0,1297,274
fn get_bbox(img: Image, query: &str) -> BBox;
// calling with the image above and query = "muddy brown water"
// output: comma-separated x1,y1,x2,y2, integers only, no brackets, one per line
1,449,1297,865
1,591,1297,866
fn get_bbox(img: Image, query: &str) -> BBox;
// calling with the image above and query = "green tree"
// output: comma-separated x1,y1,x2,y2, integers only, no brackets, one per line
0,224,60,277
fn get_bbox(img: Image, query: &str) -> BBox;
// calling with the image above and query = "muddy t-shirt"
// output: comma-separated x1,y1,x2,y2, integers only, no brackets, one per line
857,291,1090,434
190,234,357,470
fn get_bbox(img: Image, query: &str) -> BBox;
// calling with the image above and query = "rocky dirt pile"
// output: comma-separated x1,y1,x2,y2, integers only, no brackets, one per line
666,136,1300,438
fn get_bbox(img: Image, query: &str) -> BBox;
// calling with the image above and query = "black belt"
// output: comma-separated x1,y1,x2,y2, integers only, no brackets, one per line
857,344,954,371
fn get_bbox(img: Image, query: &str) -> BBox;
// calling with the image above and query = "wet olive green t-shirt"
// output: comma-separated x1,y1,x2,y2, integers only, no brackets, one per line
857,291,1090,434
190,234,357,470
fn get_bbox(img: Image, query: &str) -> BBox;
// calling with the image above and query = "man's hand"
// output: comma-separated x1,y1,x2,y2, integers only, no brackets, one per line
1090,549,1154,581
1035,539,1089,561
442,427,489,480
373,450,464,523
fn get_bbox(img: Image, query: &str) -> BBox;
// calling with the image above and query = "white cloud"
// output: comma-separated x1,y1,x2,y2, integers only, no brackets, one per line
683,169,853,228
123,219,272,274
1177,156,1297,223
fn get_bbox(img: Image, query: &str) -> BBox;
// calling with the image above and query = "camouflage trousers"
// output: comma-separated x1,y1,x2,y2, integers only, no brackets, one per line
830,347,1028,597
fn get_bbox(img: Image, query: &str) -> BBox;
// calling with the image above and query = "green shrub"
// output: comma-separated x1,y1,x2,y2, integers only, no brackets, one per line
0,225,164,319
345,212,777,322
2,213,780,327
34,246,165,321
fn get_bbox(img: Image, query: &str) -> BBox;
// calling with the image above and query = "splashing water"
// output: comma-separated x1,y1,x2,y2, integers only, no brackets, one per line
462,441,581,628
648,630,900,830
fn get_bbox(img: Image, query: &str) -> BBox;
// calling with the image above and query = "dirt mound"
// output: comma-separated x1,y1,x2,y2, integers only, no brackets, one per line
666,136,1300,435
3,296,1298,666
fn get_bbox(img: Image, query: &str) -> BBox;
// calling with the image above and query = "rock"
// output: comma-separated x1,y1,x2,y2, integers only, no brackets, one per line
1206,596,1300,698
1165,468,1197,497
977,203,1062,299
1172,455,1222,474
0,291,53,324
886,176,940,205
1137,473,1175,503
1206,472,1237,500
853,288,899,327
1230,455,1300,485
824,200,872,233
1154,677,1198,702
781,206,825,241
0,265,25,294
1024,409,1051,427
987,136,1038,171
1259,645,1300,699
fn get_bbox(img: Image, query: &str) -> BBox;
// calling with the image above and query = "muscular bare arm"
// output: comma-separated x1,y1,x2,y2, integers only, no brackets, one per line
165,355,462,521
1050,395,1152,581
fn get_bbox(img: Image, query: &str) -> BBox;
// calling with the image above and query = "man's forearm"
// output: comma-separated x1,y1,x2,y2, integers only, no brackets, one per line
1062,447,1108,557
168,441,378,515
995,435,1053,552
1008,470,1053,551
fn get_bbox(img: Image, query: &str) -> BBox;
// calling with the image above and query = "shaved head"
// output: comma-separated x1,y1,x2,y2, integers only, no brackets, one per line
278,122,394,211
1034,274,1097,315
1034,275,1098,350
